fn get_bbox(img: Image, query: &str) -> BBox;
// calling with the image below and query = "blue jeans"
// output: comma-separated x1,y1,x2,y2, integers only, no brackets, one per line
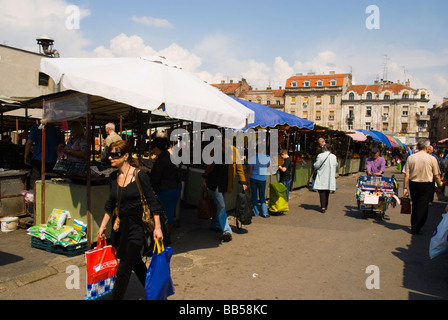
157,186,181,224
210,187,232,235
250,178,268,216
280,179,291,201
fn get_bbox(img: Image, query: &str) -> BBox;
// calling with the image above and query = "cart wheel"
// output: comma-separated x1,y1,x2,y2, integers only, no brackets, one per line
362,210,367,219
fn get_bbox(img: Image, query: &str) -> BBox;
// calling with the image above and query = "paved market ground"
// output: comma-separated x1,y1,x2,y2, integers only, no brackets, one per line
1,166,448,300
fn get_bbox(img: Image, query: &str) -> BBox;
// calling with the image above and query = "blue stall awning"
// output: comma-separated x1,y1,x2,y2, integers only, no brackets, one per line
231,97,314,131
356,129,392,148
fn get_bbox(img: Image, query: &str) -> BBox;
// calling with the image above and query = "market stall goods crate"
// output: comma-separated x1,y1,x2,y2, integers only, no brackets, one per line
31,236,87,257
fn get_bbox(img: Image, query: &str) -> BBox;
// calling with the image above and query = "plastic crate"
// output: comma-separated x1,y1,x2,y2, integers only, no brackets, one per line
31,236,87,257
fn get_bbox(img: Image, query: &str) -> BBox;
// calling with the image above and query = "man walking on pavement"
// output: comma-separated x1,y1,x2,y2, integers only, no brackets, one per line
403,139,443,235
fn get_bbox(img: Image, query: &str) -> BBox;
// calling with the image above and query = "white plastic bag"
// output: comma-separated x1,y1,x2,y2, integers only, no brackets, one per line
429,213,448,259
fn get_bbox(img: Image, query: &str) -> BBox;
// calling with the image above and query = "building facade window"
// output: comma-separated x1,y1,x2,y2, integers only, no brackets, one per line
367,92,373,100
38,72,49,86
402,106,409,116
366,106,372,117
401,123,408,133
330,96,335,104
348,108,354,119
349,93,355,100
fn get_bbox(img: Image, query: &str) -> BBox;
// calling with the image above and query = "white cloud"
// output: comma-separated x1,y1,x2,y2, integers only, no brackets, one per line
93,33,201,73
2,0,445,105
159,43,201,72
131,16,174,29
0,0,91,56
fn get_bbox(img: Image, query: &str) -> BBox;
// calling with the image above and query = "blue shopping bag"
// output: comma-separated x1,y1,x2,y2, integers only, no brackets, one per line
145,240,175,300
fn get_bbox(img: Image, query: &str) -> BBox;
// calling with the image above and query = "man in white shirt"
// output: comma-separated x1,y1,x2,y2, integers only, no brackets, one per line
403,139,442,235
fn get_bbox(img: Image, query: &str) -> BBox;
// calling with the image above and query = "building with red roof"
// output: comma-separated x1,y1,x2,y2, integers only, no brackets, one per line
342,79,430,145
284,72,352,130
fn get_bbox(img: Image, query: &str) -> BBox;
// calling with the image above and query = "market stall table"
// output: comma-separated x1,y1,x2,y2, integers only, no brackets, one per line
0,170,28,218
35,179,111,242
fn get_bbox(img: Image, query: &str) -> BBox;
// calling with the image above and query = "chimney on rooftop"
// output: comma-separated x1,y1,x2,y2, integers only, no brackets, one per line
36,35,59,57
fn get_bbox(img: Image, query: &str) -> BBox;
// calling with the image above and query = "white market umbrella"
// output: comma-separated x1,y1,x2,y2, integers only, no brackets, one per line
40,56,254,129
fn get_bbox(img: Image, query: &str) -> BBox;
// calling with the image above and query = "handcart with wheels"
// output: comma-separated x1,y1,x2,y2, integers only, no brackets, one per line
356,175,399,220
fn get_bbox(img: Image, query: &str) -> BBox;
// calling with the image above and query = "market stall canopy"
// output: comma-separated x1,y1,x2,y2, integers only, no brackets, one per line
355,129,393,148
230,97,314,130
385,134,406,148
1,97,42,133
346,130,367,142
40,56,255,129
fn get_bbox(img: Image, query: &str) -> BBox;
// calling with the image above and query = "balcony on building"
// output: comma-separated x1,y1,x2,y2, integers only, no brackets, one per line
416,113,430,121
417,131,430,138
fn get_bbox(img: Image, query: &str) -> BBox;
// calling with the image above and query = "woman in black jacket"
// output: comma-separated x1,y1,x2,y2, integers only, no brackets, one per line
150,137,181,244
98,140,165,300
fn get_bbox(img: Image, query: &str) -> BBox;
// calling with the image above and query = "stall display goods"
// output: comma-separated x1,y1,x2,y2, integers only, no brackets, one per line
356,176,399,220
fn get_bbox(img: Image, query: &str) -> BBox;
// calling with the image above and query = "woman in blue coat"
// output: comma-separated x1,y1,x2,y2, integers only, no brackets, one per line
313,144,338,213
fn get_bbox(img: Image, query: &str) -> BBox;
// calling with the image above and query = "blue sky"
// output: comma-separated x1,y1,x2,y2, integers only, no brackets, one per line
1,0,447,104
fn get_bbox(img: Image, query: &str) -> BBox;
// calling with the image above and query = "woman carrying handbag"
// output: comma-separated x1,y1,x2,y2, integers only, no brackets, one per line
98,140,165,300
313,144,338,213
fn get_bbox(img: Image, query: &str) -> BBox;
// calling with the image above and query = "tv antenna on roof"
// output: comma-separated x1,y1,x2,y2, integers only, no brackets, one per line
402,66,408,82
382,54,389,81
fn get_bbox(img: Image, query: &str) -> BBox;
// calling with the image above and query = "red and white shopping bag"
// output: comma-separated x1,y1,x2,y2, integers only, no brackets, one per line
84,237,118,300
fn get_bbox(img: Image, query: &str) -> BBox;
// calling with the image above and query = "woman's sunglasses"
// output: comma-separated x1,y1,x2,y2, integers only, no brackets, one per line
109,152,124,159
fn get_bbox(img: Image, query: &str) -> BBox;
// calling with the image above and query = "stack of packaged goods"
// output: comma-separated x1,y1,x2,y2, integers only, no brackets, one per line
28,209,87,255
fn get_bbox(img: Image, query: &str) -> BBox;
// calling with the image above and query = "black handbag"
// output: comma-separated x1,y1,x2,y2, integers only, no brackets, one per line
197,187,215,220
235,189,253,228
308,152,331,187
400,197,411,214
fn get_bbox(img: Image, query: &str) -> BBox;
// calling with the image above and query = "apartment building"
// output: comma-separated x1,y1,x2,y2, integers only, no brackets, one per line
210,78,252,98
244,86,285,110
284,72,352,130
341,80,430,145
429,98,448,142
